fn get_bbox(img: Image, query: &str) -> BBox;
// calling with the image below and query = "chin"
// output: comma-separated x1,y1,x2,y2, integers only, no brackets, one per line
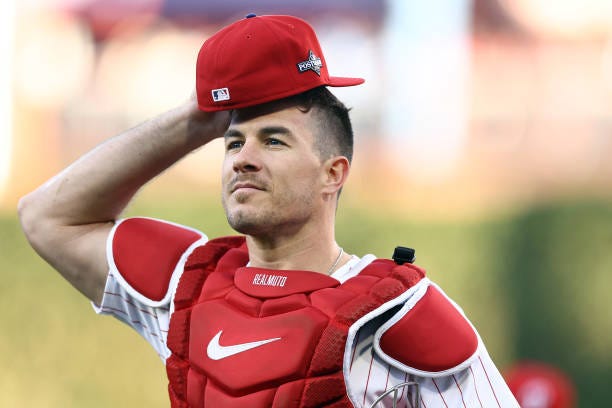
225,209,265,235
228,221,269,237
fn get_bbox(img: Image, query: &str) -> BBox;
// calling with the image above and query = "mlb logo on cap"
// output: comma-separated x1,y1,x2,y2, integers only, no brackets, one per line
212,88,230,102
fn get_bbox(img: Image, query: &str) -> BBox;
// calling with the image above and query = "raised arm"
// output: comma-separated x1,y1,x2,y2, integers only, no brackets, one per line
17,96,230,305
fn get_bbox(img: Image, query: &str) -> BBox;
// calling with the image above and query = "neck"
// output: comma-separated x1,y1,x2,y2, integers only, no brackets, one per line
245,227,349,275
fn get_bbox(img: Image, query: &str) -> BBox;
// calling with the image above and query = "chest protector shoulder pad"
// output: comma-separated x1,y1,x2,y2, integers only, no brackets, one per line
165,237,429,408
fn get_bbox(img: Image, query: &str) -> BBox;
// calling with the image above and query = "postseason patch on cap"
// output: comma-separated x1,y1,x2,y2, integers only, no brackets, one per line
297,50,322,76
212,87,231,102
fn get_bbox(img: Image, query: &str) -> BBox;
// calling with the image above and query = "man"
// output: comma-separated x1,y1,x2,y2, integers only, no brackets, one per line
18,14,518,407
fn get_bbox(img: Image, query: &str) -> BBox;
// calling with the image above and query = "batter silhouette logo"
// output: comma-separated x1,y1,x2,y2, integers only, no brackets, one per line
212,87,230,102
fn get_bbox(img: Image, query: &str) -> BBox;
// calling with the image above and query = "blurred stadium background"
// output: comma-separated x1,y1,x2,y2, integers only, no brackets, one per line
1,0,611,406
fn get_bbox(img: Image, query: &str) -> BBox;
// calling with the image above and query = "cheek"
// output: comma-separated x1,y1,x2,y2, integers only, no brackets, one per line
282,164,322,194
221,159,233,184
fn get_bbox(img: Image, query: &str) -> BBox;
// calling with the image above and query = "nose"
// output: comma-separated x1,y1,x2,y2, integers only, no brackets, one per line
232,140,262,173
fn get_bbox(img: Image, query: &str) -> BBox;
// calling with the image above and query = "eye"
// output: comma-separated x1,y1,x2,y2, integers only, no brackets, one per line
226,140,244,151
265,138,285,147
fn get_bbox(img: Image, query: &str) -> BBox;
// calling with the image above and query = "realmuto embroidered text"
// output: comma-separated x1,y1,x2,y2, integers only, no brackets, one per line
252,273,288,287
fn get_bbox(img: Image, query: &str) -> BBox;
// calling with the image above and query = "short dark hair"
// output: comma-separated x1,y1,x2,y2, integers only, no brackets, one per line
287,86,354,163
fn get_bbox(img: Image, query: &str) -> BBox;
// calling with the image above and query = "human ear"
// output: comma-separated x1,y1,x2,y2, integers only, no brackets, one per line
321,156,350,196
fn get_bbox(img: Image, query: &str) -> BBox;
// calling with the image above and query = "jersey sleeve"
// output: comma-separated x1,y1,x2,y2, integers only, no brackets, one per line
106,217,207,307
93,270,173,360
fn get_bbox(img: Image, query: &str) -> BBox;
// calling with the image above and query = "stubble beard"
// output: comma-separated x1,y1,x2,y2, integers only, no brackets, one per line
222,190,315,238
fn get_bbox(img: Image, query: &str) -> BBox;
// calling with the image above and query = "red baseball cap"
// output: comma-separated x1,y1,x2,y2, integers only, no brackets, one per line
196,14,365,112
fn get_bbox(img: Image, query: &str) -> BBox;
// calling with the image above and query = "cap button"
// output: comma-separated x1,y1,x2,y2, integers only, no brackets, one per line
245,13,257,18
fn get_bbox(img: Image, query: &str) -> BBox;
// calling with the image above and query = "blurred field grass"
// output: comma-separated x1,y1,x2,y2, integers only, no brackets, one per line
2,195,611,407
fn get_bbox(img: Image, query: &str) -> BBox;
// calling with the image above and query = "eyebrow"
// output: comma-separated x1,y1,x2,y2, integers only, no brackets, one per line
224,129,243,139
224,126,294,140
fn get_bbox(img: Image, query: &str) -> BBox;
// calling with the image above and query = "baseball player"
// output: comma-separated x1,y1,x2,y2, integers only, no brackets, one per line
19,14,519,407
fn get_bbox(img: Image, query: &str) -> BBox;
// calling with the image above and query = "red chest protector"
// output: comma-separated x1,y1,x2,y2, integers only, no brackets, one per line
165,236,425,408
109,218,480,408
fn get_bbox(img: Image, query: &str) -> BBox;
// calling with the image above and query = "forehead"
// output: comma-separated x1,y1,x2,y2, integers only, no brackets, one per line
228,100,316,139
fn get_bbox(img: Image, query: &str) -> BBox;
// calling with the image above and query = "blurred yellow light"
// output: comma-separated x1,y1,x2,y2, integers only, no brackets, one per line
603,40,612,92
13,12,94,108
96,28,204,119
0,1,16,201
501,0,612,38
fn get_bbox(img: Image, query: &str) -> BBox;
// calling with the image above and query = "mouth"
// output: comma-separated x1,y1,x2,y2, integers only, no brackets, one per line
231,182,265,193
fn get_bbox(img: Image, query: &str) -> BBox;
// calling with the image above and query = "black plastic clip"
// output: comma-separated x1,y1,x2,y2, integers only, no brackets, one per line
392,246,416,264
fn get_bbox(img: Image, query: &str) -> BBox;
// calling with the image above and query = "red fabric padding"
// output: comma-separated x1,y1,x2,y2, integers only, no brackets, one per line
300,374,347,408
379,285,478,372
166,355,190,400
166,243,426,407
112,218,201,302
202,380,277,408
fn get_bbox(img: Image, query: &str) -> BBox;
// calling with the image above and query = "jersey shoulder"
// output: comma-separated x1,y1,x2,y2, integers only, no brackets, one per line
107,217,207,306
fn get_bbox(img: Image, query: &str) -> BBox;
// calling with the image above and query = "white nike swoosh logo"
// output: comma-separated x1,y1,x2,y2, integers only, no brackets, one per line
206,330,281,360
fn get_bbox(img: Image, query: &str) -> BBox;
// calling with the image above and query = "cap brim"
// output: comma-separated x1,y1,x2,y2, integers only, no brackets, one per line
327,76,365,87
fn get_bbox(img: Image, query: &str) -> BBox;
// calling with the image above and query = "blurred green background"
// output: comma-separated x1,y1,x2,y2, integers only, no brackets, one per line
2,194,611,407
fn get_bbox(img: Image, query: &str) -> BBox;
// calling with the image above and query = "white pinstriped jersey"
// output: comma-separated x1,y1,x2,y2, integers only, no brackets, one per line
94,237,518,408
